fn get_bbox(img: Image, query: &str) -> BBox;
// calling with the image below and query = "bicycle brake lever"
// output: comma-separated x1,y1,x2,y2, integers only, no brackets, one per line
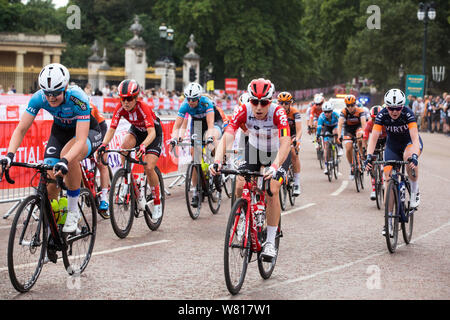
56,176,67,190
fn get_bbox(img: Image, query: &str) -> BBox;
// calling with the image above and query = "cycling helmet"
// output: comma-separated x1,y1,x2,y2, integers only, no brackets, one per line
38,63,70,91
314,94,324,104
370,105,382,118
247,78,274,100
322,101,333,112
277,91,293,102
384,88,405,107
344,94,356,105
184,82,203,99
238,92,250,106
118,79,140,98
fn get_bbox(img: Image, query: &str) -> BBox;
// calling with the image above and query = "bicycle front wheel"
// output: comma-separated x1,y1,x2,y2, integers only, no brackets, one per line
144,166,166,231
333,146,339,180
7,195,46,293
258,219,281,279
62,188,97,275
385,180,400,253
185,164,201,220
287,168,296,206
375,165,384,210
224,198,250,295
401,181,414,244
353,151,361,192
109,168,135,238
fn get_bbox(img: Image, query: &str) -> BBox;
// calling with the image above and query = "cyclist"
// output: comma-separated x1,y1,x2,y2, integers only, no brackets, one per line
0,63,102,234
98,79,163,219
337,94,367,180
90,103,110,213
363,105,387,201
211,78,291,262
316,101,340,175
308,93,324,136
278,91,302,196
365,89,423,213
170,83,224,208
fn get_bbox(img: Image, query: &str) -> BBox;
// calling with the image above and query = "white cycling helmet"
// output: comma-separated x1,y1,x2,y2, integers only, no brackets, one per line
38,63,70,91
322,101,333,112
314,94,324,104
384,88,406,107
184,82,203,99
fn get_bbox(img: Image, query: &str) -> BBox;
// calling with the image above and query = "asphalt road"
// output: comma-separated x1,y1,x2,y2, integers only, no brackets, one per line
0,126,449,301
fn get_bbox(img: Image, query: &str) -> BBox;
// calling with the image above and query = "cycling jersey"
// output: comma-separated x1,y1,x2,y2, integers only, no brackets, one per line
226,102,290,152
26,85,91,128
178,95,214,119
340,107,365,128
110,101,156,132
317,111,339,136
286,106,301,136
309,104,323,121
363,119,387,141
90,103,105,124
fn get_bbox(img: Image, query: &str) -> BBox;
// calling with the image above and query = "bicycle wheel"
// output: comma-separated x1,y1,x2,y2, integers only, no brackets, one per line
358,152,365,190
385,180,400,253
109,168,135,238
353,151,361,192
287,168,296,206
222,174,233,199
224,198,250,295
208,172,222,214
62,188,97,276
258,219,281,279
401,181,414,244
333,145,339,180
144,166,166,231
279,181,288,211
318,146,324,169
230,175,237,209
93,165,113,219
185,164,201,220
7,195,46,293
375,165,384,210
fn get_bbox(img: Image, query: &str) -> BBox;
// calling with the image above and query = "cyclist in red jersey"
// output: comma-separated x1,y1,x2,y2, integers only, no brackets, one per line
98,79,163,219
308,94,324,135
211,78,291,262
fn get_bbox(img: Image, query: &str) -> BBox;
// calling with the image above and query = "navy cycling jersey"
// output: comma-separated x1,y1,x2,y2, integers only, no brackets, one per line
177,95,215,119
373,106,418,147
26,85,91,128
317,111,339,135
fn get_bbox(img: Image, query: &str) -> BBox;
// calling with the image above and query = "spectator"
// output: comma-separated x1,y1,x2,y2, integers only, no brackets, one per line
101,83,111,97
444,95,450,136
7,85,16,94
0,84,4,94
430,96,441,133
84,83,93,96
110,85,119,98
94,88,103,96
408,95,415,109
413,97,425,131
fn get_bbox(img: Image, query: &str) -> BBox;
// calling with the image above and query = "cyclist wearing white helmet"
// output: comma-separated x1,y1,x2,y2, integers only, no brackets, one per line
0,63,102,237
316,101,341,175
365,89,423,212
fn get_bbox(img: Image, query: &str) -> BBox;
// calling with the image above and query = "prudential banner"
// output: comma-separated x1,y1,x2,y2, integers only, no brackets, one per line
405,74,425,106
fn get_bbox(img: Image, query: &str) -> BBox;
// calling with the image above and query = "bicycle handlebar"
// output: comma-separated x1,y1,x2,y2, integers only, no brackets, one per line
1,162,66,189
103,149,147,166
372,160,416,178
220,168,273,197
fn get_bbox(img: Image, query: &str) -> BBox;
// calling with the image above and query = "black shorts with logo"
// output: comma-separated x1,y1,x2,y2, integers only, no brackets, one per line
127,117,163,157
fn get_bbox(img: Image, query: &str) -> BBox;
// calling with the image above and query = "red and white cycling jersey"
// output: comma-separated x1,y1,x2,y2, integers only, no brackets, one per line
226,102,290,152
110,101,156,132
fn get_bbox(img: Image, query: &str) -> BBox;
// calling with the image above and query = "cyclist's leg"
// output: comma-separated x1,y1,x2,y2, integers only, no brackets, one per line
97,121,110,206
143,125,163,208
43,128,68,201
291,146,301,187
356,128,365,158
403,137,423,206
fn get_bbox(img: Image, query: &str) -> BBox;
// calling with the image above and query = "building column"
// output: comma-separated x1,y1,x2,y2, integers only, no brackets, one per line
52,53,61,63
15,50,26,94
43,51,52,66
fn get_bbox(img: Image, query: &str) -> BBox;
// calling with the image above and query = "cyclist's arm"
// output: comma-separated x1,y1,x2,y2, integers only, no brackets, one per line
141,126,156,147
408,124,420,156
316,116,323,136
205,109,215,138
295,112,302,142
367,124,382,155
101,127,116,146
273,136,291,168
7,112,35,154
214,131,235,164
360,114,367,130
171,116,185,140
337,117,345,139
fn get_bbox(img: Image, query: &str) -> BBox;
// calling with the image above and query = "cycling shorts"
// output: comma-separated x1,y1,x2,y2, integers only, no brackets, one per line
384,136,423,162
128,119,163,157
189,109,223,141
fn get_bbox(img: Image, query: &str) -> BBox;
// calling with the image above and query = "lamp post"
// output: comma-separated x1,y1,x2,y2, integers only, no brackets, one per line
166,26,174,62
417,2,436,93
398,64,405,91
206,62,213,93
240,68,245,89
158,23,167,61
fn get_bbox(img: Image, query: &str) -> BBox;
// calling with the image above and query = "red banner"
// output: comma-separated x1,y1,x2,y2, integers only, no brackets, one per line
225,78,238,94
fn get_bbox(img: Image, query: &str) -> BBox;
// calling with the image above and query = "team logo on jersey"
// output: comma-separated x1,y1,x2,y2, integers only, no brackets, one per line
70,96,87,111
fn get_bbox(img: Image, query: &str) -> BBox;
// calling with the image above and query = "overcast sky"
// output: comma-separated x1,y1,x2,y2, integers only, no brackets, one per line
21,0,69,8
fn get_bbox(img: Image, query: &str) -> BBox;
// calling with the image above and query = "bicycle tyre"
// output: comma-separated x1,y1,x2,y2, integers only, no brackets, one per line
230,175,237,209
62,188,97,276
333,146,339,180
207,171,222,215
354,150,361,192
279,181,288,211
93,165,113,220
257,219,281,279
185,164,201,220
401,181,414,244
287,167,296,206
222,174,233,199
144,166,166,231
375,165,384,210
109,168,135,238
385,180,399,253
224,198,250,295
7,195,46,293
359,152,365,190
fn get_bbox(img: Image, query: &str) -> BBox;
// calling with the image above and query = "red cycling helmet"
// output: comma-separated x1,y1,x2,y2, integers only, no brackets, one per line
370,105,382,119
118,79,140,98
247,78,274,100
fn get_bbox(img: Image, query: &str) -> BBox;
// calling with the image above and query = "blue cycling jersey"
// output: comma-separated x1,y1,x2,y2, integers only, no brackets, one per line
26,85,91,128
317,111,339,135
177,95,215,119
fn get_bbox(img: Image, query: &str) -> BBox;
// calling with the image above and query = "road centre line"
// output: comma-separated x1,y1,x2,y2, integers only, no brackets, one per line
331,180,349,196
281,203,316,217
0,239,171,273
219,219,450,299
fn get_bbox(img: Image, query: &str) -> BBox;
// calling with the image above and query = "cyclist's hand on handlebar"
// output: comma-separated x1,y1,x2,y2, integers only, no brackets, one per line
407,153,418,170
263,164,278,181
1,152,14,169
364,154,374,171
53,158,69,177
136,144,146,158
209,161,222,176
206,136,214,145
97,144,107,156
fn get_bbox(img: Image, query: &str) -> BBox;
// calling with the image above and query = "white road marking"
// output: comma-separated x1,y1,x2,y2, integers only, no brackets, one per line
281,203,316,216
0,239,171,273
331,180,349,196
0,225,11,230
218,220,450,299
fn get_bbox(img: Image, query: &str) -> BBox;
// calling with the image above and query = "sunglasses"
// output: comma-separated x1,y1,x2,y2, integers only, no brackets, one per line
324,110,332,114
346,104,356,107
250,99,271,106
187,97,199,102
121,96,136,102
387,106,403,112
43,89,64,97
279,101,291,105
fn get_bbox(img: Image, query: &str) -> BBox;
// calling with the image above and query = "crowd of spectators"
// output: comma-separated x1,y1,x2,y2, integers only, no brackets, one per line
408,92,450,136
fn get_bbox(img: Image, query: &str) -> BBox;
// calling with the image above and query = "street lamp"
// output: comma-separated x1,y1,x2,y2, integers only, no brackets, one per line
417,2,436,93
206,62,214,93
166,26,174,62
240,68,245,89
398,64,405,90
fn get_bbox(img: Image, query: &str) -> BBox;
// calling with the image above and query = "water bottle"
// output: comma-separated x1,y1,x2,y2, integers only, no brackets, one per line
51,199,60,223
135,175,146,210
254,201,265,227
58,197,68,225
